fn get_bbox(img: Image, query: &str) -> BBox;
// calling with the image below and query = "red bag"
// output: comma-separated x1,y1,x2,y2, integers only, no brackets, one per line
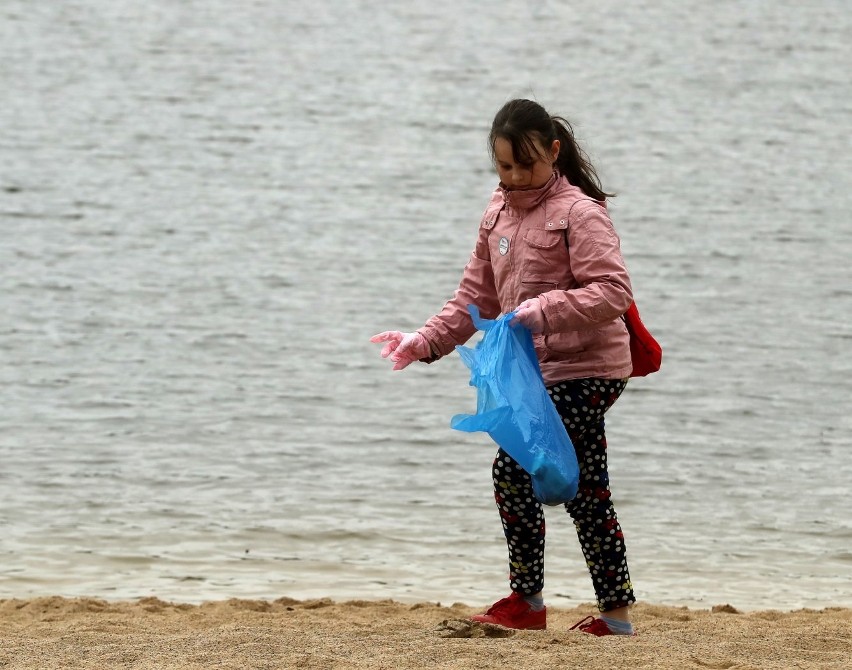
623,302,662,377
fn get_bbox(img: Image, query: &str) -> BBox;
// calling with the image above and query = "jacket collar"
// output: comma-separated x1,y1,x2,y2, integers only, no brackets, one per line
499,171,559,210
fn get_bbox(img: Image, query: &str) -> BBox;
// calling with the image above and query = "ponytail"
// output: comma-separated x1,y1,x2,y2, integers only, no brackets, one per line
551,116,614,201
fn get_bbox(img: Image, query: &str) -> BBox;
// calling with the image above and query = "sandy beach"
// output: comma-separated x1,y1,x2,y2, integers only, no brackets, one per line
0,596,849,669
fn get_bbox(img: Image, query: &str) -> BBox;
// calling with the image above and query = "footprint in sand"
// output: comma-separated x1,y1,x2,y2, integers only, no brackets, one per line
436,618,517,639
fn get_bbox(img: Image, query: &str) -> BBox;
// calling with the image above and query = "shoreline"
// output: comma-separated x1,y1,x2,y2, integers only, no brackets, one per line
1,596,849,669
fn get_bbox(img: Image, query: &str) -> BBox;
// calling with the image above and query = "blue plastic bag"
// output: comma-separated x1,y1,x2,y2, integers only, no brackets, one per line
450,305,579,506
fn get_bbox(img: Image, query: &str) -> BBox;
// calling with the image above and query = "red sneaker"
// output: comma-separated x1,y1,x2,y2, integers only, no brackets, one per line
569,615,635,636
469,592,546,630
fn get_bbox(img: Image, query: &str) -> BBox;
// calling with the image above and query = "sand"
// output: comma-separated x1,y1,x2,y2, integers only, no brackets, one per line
0,596,849,669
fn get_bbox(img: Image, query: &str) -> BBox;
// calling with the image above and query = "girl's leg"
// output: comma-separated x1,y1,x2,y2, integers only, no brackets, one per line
492,448,545,595
547,378,636,613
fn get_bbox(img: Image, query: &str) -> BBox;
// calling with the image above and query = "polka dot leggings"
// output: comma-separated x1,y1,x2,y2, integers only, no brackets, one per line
492,377,635,612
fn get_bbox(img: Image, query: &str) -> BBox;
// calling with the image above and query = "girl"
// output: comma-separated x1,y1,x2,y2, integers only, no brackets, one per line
371,99,637,636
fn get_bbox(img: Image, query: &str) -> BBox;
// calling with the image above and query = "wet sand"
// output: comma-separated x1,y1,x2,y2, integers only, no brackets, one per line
1,596,849,669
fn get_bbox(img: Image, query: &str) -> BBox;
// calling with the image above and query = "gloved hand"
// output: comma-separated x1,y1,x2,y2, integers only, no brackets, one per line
369,331,432,370
510,297,547,333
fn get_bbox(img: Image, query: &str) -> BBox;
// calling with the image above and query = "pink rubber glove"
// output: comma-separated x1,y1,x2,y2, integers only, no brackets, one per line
369,331,432,370
510,297,547,333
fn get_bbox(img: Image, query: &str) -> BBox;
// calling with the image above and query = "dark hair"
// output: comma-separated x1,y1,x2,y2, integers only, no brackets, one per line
488,99,614,201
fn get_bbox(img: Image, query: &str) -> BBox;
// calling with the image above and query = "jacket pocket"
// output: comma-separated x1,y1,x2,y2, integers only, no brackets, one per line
521,229,565,280
544,331,586,356
519,280,557,303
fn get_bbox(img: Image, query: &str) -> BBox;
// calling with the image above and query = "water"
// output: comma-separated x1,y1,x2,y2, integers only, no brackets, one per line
1,0,851,611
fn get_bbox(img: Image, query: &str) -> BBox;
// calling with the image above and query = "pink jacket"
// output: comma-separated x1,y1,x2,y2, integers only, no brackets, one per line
418,172,633,384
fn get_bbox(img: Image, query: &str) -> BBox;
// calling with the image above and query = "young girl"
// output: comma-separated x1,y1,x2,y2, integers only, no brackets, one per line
371,99,636,636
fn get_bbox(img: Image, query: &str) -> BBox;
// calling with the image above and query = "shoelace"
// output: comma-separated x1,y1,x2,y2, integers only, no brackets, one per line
486,595,522,615
569,615,611,635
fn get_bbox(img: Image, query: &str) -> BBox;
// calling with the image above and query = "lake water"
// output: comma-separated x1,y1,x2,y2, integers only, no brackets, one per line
1,0,851,612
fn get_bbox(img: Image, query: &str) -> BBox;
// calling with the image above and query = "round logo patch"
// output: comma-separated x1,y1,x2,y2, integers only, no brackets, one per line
498,236,509,255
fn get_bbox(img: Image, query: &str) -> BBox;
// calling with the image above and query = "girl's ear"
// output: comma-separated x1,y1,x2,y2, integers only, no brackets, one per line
550,139,560,163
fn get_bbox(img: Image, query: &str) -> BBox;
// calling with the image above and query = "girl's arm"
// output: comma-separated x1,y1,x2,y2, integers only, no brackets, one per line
540,203,633,333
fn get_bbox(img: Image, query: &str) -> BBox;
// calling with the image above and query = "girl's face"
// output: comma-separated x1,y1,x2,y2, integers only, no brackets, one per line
494,136,560,191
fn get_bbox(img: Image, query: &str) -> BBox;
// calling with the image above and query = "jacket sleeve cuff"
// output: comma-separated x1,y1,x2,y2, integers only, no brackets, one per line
416,326,453,362
535,295,551,334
